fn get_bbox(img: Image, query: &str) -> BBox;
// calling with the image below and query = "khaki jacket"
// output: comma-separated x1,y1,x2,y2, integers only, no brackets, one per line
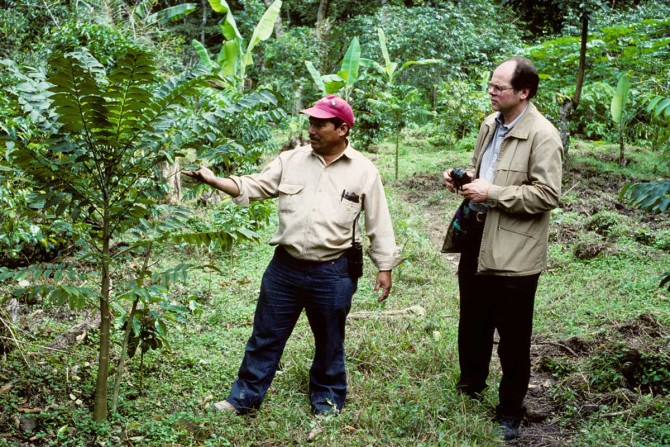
442,102,563,276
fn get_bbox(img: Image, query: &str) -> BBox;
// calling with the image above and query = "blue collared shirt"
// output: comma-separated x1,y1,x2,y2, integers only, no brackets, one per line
469,107,528,213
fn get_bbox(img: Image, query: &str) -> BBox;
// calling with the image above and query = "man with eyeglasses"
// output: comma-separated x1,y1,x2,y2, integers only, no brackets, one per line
442,57,563,441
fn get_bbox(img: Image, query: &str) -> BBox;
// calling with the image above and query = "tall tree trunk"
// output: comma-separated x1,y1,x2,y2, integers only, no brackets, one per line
619,124,626,167
160,159,181,203
200,0,208,44
316,0,329,40
558,11,588,159
317,0,328,25
93,205,112,422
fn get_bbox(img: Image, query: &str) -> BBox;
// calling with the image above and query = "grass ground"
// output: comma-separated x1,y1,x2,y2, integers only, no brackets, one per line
1,134,669,446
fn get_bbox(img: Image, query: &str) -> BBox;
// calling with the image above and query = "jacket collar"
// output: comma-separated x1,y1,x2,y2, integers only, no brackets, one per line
484,102,538,141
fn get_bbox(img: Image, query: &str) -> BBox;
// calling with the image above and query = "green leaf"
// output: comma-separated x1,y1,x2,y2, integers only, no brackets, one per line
149,3,196,24
610,73,630,124
378,28,392,72
339,37,361,88
215,39,240,78
661,272,670,291
305,61,326,94
243,0,282,68
654,98,670,117
207,0,241,38
192,40,215,71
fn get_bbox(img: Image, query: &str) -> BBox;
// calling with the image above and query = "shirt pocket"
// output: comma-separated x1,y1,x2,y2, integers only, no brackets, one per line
277,183,304,213
334,199,362,230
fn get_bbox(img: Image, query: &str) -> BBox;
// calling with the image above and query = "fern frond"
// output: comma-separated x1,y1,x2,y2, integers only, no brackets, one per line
47,49,110,137
170,228,260,248
107,48,158,144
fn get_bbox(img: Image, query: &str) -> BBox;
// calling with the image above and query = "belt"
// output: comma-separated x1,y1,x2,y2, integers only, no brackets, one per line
275,245,343,265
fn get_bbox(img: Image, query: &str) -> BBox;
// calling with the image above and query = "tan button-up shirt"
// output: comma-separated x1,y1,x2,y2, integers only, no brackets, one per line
230,143,401,271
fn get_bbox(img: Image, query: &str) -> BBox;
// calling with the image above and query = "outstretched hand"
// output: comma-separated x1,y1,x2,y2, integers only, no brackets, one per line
182,166,216,185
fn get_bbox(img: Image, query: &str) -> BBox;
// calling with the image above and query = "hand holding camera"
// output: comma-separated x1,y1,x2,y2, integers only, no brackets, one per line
449,167,472,191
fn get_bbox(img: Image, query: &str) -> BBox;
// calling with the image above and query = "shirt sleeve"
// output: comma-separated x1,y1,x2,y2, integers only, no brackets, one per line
230,156,283,206
363,172,402,271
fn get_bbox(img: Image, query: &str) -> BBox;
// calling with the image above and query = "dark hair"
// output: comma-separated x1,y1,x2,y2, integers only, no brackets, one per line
329,117,350,137
504,57,539,100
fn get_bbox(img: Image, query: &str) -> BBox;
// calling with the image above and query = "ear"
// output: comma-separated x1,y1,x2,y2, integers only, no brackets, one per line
518,88,530,100
338,123,349,136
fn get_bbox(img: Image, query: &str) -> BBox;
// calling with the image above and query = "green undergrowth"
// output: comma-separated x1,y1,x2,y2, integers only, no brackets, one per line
1,136,668,446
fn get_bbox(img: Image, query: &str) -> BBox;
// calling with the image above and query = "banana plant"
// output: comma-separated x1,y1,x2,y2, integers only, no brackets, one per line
370,28,441,86
610,72,632,167
366,28,440,179
305,37,362,101
192,0,282,90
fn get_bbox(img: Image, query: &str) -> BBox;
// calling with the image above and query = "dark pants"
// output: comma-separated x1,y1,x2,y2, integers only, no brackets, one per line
226,247,356,414
457,231,539,418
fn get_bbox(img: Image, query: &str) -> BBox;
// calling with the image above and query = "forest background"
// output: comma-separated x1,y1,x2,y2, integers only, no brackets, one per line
0,0,669,446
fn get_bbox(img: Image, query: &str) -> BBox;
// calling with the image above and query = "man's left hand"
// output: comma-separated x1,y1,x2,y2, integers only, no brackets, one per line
460,179,491,203
373,271,392,303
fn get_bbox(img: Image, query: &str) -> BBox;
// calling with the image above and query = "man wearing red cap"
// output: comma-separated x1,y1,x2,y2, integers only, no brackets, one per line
183,94,401,416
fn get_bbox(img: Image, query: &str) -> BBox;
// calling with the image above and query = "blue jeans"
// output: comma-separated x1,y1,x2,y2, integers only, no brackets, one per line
226,246,357,414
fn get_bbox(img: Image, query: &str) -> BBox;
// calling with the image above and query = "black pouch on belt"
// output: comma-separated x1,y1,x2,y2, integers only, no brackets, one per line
346,241,363,279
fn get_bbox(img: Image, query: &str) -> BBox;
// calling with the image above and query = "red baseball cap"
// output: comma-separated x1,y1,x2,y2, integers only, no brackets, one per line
301,94,355,128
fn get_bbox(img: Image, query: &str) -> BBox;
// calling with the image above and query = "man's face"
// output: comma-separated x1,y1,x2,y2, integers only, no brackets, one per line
308,117,347,154
489,60,528,116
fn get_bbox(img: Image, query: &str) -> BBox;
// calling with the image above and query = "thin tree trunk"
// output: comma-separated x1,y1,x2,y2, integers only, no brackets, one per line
573,12,588,108
111,299,138,414
160,160,181,203
316,0,329,40
559,99,574,156
317,0,328,24
200,0,208,44
110,242,153,413
619,124,626,167
93,207,112,422
558,11,588,159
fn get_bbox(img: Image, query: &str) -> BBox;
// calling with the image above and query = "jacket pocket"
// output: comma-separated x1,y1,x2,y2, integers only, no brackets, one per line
277,183,304,213
490,214,542,272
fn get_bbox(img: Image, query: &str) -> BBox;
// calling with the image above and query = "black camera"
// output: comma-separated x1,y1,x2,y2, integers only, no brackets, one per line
449,167,471,190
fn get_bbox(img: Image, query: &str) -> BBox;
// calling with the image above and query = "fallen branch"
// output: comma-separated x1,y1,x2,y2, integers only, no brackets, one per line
0,313,30,366
599,410,631,418
348,305,426,320
564,181,581,195
534,341,578,357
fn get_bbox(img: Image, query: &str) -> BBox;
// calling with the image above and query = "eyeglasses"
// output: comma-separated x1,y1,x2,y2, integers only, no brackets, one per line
487,82,515,94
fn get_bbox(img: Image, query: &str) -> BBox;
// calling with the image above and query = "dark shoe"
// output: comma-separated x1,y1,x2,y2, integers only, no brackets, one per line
210,400,239,414
312,399,340,416
497,416,521,440
456,383,486,400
